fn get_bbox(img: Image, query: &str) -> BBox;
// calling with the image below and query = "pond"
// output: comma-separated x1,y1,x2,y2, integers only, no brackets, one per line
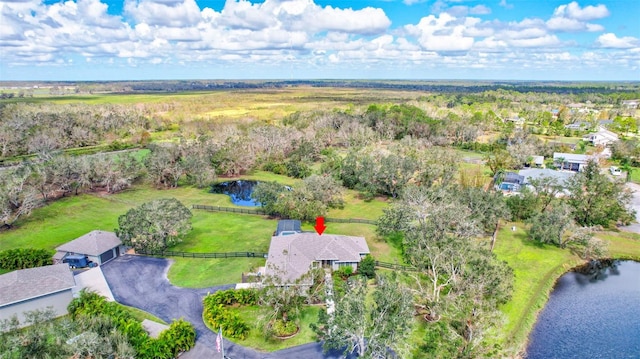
526,260,640,358
210,180,261,207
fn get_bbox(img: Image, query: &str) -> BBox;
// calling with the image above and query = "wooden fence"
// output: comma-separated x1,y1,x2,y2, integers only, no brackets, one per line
191,204,377,225
375,261,416,271
136,249,268,258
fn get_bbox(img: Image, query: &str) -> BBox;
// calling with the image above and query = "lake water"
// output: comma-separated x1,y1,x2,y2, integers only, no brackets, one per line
209,180,261,207
526,260,640,359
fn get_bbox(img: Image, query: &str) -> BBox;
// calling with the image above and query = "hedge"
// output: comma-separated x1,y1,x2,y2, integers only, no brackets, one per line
68,290,195,358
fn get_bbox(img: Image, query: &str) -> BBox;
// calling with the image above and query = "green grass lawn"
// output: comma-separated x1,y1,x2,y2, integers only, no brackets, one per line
493,222,640,353
120,304,168,325
493,222,582,352
0,170,398,288
596,230,640,261
214,305,322,352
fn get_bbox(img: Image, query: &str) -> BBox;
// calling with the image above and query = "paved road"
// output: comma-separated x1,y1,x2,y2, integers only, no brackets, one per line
101,255,351,359
620,183,640,234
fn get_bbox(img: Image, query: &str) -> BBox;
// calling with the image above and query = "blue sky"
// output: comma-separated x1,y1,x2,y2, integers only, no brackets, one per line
1,0,639,81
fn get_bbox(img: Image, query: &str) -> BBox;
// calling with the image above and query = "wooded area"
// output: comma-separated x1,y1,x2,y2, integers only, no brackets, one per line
1,81,639,357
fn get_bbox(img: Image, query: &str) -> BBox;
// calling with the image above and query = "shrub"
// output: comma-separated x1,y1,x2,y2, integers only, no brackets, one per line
285,159,312,179
202,289,258,340
358,255,376,279
69,290,196,358
271,319,298,337
0,248,53,270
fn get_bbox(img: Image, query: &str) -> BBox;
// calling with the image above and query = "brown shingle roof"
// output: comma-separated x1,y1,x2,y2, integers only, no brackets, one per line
56,230,122,256
265,233,370,284
0,264,75,306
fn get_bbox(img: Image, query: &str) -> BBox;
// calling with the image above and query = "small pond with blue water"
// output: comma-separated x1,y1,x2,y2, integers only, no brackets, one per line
209,180,261,207
526,260,640,358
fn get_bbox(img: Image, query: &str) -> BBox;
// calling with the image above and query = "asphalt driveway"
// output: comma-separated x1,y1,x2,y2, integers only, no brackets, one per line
101,255,351,359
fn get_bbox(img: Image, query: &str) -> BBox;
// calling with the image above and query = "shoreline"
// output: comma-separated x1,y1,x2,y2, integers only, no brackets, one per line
513,257,640,356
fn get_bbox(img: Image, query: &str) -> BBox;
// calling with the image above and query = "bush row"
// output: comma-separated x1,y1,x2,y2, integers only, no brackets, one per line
0,248,52,270
68,290,195,358
202,289,258,340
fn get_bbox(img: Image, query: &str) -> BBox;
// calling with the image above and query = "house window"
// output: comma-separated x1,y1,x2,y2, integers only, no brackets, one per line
338,262,353,268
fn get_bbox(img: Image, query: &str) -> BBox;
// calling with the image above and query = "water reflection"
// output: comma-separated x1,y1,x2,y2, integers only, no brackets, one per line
526,260,640,359
210,180,261,207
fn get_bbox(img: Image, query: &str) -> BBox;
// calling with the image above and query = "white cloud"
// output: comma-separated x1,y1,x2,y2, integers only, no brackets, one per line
553,1,610,21
0,0,638,80
445,5,491,17
508,35,562,48
499,0,513,9
546,2,608,33
595,33,640,49
405,13,475,52
124,0,202,27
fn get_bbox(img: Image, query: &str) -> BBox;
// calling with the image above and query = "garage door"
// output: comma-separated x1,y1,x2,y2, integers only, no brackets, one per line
100,249,115,263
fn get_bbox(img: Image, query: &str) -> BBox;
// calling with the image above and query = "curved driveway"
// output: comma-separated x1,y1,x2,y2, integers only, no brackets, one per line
101,255,350,359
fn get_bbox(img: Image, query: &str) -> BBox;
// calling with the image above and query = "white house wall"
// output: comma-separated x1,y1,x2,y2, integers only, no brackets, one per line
0,289,74,328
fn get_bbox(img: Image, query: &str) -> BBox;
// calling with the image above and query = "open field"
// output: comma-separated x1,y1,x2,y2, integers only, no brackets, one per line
0,88,425,123
0,170,393,288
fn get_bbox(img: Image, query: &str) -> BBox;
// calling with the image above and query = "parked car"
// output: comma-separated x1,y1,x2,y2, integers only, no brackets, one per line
610,166,622,176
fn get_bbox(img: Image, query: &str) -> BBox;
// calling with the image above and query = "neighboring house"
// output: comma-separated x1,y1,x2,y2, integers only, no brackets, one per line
565,121,591,131
584,127,619,146
54,230,125,266
531,155,545,168
553,152,594,172
265,233,370,286
274,220,303,236
518,168,575,196
622,99,639,109
498,172,525,192
0,264,75,326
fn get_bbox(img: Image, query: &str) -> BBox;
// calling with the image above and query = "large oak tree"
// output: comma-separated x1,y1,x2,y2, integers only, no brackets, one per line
116,198,192,251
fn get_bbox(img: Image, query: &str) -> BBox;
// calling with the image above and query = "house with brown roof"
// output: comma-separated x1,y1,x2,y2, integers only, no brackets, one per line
0,263,75,326
54,230,125,266
264,233,370,286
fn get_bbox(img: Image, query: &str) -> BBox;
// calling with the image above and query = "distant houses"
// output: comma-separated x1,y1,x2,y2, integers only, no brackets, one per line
622,99,639,109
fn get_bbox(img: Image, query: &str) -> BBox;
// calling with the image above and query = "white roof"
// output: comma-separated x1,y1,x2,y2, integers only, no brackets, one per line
553,152,592,164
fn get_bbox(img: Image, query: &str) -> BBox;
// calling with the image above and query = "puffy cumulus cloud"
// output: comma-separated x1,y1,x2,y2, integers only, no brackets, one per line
1,0,638,79
546,1,608,33
405,13,475,52
552,1,609,21
302,5,390,35
214,0,390,35
595,33,640,49
124,0,202,27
